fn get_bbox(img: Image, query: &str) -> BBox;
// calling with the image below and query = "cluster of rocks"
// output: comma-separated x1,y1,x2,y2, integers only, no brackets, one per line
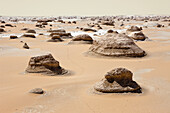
49,29,72,39
126,26,148,41
22,29,36,38
67,21,76,24
87,23,102,29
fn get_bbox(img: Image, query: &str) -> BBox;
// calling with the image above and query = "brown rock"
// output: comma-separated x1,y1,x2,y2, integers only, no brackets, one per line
50,32,72,38
25,54,68,75
107,30,118,34
48,29,66,33
94,68,142,93
129,31,148,41
47,35,63,42
29,88,44,94
101,21,115,26
127,26,142,32
0,28,5,32
10,35,18,39
72,34,93,41
23,43,29,49
5,24,13,27
26,29,36,34
22,33,36,38
81,28,97,32
70,34,93,44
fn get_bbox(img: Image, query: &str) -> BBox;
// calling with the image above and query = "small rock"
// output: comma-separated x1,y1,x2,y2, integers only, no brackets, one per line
29,88,44,94
23,43,29,49
10,35,18,39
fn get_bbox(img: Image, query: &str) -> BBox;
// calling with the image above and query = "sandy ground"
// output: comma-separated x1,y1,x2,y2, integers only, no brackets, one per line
0,20,170,113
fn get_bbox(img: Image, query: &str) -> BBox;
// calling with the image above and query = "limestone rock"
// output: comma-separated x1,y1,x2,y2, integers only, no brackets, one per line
94,68,142,93
89,33,146,57
26,54,68,76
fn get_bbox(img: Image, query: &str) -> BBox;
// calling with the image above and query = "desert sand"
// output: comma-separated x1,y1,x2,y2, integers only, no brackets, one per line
0,16,170,113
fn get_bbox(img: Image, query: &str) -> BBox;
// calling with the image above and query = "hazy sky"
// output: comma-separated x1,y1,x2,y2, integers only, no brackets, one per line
0,0,169,16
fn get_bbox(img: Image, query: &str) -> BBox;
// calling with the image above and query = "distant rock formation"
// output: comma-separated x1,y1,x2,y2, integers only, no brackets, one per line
26,54,68,76
94,68,142,93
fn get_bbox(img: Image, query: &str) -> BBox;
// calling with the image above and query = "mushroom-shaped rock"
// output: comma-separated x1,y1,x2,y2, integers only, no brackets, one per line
29,88,44,94
94,68,142,93
26,29,36,34
129,31,148,41
23,43,30,49
89,33,146,57
70,34,93,44
26,54,68,75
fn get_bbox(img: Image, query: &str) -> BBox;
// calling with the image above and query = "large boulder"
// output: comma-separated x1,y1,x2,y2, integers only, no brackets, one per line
94,68,142,93
89,33,146,57
25,54,67,75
